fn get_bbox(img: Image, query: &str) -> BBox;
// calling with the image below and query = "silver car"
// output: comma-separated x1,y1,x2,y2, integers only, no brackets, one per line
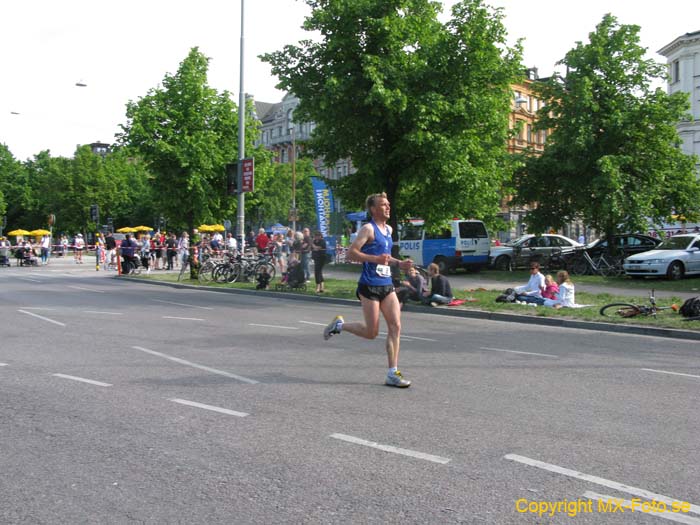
623,234,700,280
489,234,583,271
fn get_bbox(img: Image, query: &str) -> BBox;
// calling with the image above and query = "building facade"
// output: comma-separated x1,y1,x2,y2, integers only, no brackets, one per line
658,30,700,174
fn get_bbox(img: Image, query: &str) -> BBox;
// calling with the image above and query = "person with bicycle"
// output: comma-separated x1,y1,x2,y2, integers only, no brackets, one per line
120,234,138,273
514,261,546,305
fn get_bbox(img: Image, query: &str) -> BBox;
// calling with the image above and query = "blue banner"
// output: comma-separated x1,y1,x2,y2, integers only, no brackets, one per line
311,177,335,238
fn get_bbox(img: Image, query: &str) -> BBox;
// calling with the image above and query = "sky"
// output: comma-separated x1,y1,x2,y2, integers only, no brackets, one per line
1,0,698,161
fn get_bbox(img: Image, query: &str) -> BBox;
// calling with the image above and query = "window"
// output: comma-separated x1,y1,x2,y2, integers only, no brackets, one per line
400,223,424,241
425,228,451,240
458,222,488,238
671,60,680,83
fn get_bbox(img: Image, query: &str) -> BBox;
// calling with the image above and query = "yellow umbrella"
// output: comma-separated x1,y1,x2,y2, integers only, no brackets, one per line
208,224,225,232
116,227,138,233
198,224,213,232
30,229,51,236
7,229,31,236
133,225,153,232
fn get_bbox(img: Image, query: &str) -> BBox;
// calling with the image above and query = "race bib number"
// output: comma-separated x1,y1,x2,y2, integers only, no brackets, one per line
376,264,391,278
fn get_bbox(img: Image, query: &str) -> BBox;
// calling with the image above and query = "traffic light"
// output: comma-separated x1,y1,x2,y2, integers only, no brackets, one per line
90,204,99,223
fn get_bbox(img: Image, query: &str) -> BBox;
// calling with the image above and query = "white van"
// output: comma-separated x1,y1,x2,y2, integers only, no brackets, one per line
398,219,490,273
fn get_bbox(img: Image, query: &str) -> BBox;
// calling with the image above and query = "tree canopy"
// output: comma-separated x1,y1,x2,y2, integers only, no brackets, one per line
119,47,272,233
514,14,700,238
262,0,523,233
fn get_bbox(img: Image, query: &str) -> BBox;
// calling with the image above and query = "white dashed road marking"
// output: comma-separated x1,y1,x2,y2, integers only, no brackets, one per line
641,368,700,380
330,433,450,465
505,454,700,515
83,311,124,316
18,309,66,327
152,299,213,310
131,346,259,384
52,373,112,387
480,347,558,358
163,316,205,321
168,398,249,417
249,323,299,330
67,285,105,293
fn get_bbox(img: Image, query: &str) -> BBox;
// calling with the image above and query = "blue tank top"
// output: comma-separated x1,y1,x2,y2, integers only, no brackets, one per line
359,220,393,286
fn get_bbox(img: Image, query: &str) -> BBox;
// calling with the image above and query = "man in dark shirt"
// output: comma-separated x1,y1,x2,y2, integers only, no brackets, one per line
422,263,453,306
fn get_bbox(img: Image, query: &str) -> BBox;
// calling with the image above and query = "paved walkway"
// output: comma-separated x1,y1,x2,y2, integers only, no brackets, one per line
324,267,700,301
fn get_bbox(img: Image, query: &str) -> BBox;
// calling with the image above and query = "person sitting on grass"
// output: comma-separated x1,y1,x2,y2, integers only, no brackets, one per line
421,263,453,306
542,274,559,300
543,271,576,309
514,261,545,305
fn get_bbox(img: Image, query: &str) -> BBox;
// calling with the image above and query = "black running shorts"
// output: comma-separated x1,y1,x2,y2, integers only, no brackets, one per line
356,283,395,302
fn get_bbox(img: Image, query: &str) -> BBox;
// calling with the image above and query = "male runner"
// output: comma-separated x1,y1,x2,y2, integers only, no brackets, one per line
323,192,414,387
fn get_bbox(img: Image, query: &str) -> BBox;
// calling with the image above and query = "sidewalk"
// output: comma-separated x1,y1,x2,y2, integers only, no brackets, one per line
323,267,699,301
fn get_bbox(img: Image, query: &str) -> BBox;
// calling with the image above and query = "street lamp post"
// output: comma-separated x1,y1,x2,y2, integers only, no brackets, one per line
290,124,297,232
236,0,246,250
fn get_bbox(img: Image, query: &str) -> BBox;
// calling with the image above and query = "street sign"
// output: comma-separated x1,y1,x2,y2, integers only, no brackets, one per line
223,219,232,230
241,158,254,193
288,207,299,222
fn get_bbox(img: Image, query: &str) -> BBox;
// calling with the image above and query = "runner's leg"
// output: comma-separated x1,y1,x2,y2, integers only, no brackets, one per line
378,292,401,368
342,296,381,339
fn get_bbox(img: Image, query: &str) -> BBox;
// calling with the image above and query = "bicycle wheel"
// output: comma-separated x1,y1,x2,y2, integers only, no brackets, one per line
569,257,589,276
255,261,276,281
599,303,641,318
198,260,216,284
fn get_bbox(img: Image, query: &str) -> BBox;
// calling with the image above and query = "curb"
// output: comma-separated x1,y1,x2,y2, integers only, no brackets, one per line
120,276,700,343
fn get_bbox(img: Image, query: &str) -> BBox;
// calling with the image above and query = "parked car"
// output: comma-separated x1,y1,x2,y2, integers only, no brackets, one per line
563,233,662,275
489,234,583,271
623,234,700,280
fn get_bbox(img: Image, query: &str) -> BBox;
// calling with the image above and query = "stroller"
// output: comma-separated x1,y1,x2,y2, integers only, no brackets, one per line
275,258,307,291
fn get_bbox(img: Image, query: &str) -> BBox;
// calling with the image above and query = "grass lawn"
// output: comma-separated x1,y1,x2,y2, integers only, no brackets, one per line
135,272,698,331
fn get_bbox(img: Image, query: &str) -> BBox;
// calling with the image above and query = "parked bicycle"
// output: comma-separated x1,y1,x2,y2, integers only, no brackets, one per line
568,248,623,277
599,289,679,318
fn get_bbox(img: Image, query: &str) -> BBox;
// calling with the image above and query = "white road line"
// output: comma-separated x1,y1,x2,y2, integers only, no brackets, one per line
480,346,558,358
299,321,326,326
131,346,259,384
67,285,105,293
152,299,213,310
163,316,205,321
330,433,450,465
83,311,123,316
18,278,43,283
19,307,57,311
583,491,700,525
505,454,700,515
641,368,700,380
378,331,437,342
168,398,249,417
0,363,8,367
52,373,112,387
249,323,299,330
18,309,66,327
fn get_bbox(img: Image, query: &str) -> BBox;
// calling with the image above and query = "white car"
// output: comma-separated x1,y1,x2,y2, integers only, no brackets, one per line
623,234,700,280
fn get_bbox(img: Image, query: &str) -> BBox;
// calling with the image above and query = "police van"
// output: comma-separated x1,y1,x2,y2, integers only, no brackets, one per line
398,219,490,273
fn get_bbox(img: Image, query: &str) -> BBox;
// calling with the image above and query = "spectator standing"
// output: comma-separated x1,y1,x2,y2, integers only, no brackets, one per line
311,231,327,293
104,232,117,270
255,228,269,253
60,235,69,257
139,234,150,273
165,233,177,270
73,233,85,264
40,234,51,265
301,227,312,282
422,263,453,306
177,232,190,269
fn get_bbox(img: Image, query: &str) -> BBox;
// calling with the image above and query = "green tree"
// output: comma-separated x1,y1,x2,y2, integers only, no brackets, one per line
252,159,316,227
514,14,700,240
261,0,523,233
119,47,269,233
0,143,30,229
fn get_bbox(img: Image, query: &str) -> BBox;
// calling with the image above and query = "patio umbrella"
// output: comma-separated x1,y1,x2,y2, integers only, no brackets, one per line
208,224,225,232
197,224,213,232
29,229,51,236
7,229,31,236
116,227,138,233
133,225,153,232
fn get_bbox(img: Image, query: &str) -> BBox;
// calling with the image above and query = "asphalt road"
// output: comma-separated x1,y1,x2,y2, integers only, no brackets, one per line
1,258,699,524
